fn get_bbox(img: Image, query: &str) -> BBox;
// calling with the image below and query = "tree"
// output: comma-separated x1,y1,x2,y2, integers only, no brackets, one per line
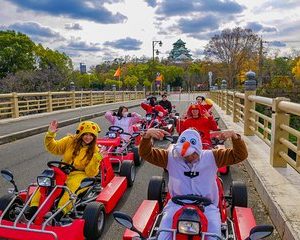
35,44,73,74
143,79,152,89
124,75,138,89
104,79,122,88
0,30,36,78
292,58,300,80
204,27,260,88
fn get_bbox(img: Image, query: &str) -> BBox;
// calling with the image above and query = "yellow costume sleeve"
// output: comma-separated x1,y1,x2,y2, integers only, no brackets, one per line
205,98,213,106
44,131,72,156
84,151,103,177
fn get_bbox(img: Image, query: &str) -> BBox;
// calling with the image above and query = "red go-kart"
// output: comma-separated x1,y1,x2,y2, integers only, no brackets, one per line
141,113,175,135
0,156,135,240
97,125,142,166
113,176,274,240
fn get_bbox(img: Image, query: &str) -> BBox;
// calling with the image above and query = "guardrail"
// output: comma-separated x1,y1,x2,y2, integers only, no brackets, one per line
0,90,145,120
210,90,300,173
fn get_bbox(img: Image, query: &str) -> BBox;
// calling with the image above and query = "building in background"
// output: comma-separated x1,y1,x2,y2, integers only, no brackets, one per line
80,63,87,74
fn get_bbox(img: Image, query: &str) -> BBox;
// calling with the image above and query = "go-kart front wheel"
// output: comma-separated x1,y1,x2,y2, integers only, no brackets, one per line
83,202,106,240
231,181,247,213
148,176,166,209
0,194,24,221
120,160,136,187
132,146,142,166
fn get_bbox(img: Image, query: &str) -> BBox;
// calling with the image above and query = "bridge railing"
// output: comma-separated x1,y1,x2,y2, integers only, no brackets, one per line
210,90,300,173
0,90,145,120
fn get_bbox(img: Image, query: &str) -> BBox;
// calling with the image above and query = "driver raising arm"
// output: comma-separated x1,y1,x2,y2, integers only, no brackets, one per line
139,128,248,239
27,120,103,220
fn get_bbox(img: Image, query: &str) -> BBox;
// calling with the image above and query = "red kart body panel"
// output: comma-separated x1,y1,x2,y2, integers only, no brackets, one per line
0,215,85,240
109,152,134,164
124,200,159,240
172,204,208,240
216,178,227,223
97,176,127,214
100,156,115,187
233,207,256,240
97,137,121,147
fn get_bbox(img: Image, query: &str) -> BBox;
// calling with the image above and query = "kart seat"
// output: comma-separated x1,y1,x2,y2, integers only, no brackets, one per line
97,138,121,147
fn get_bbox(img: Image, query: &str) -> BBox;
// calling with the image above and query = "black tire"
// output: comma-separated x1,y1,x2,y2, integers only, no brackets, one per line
219,166,230,176
231,181,247,213
83,202,106,240
147,176,166,209
0,194,24,221
172,135,179,143
132,146,142,166
120,160,136,187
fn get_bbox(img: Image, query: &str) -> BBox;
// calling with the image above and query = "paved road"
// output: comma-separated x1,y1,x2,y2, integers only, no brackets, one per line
0,93,279,239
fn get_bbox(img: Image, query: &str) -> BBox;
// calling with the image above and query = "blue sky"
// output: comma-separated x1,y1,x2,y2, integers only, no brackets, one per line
1,0,300,69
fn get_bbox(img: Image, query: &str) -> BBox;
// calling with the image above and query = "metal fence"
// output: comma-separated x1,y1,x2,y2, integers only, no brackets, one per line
210,90,300,173
0,90,145,119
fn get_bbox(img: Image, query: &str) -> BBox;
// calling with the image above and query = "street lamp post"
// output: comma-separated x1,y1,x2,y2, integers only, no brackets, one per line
152,40,162,94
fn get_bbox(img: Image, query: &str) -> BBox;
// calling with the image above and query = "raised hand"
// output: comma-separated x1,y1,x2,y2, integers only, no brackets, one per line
212,130,238,140
48,120,59,133
143,128,169,140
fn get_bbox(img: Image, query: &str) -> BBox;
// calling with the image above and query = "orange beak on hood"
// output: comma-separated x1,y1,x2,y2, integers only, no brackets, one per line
181,141,191,157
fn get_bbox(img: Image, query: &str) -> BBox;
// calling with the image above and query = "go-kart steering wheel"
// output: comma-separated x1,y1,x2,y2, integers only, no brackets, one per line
47,161,76,174
172,194,212,207
109,126,124,134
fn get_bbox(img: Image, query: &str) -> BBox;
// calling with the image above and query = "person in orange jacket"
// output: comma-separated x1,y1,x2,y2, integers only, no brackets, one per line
177,104,219,147
27,120,103,221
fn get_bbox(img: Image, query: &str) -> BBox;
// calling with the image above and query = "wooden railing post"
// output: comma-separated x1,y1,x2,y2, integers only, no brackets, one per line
270,97,290,167
232,92,239,122
47,91,53,112
221,91,226,110
244,71,258,136
89,91,93,106
71,91,76,108
103,91,106,103
243,90,256,136
225,91,230,115
114,90,117,102
11,92,19,118
122,91,125,102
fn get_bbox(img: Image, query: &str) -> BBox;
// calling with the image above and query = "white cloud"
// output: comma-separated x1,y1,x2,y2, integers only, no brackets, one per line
0,0,299,68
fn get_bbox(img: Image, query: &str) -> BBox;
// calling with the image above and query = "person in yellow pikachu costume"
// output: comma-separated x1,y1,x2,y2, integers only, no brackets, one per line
28,120,103,220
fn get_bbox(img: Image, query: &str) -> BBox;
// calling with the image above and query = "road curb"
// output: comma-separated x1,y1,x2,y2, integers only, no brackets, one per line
0,103,140,145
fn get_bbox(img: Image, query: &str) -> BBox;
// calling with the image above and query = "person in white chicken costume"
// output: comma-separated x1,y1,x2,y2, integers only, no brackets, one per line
139,128,248,239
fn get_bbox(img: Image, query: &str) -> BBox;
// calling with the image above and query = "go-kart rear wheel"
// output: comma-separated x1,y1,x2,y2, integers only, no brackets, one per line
120,160,136,187
83,202,106,240
0,194,24,221
148,176,166,209
231,181,247,213
132,146,142,166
